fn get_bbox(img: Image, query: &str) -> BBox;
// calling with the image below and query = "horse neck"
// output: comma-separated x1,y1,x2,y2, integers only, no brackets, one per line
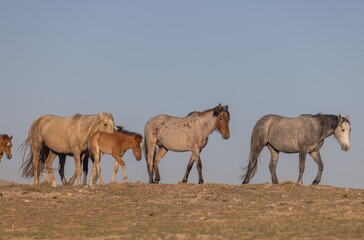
198,111,217,137
319,115,338,140
119,133,135,151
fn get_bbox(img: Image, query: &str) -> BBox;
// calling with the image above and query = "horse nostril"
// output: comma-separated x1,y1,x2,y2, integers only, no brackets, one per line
7,155,12,159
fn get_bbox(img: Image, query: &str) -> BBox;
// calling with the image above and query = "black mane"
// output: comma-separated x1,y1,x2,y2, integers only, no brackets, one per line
0,134,10,139
118,129,143,139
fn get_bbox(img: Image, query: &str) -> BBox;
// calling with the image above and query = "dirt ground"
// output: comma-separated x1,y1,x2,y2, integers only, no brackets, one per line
0,181,363,239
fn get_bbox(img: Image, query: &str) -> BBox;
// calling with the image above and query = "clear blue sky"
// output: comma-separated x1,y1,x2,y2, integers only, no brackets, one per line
1,1,363,188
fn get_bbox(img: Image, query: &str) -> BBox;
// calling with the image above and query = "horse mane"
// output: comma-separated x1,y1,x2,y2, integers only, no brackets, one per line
187,105,230,117
308,114,350,140
0,134,10,139
72,113,103,139
119,129,143,140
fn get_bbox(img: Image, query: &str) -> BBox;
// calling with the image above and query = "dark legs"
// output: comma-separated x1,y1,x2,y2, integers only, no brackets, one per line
58,154,67,185
182,149,203,184
267,144,279,184
310,151,324,185
182,154,196,183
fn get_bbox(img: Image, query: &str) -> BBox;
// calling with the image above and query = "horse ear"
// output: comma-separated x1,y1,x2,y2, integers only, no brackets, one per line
338,114,342,122
218,103,222,110
346,115,350,121
225,105,229,110
9,136,13,141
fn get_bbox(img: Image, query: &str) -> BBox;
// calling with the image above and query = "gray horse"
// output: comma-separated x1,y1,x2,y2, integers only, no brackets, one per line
242,114,351,185
21,113,116,186
144,104,230,184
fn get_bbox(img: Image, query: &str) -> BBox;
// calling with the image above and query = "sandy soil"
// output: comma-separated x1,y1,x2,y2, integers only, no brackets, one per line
0,181,363,239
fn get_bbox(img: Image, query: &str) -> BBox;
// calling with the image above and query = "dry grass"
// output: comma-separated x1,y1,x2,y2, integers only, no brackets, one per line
0,181,363,239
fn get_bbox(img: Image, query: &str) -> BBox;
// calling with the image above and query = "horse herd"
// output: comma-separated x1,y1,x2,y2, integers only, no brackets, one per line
0,103,351,187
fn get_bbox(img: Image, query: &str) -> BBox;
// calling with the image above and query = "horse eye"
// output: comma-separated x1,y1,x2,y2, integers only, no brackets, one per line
219,117,223,120
341,128,345,132
104,123,107,127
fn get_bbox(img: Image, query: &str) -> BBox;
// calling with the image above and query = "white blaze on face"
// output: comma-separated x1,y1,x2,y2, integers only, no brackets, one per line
334,121,351,151
140,142,143,149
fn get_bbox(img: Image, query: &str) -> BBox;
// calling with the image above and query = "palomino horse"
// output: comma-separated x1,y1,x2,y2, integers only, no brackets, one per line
21,113,116,186
144,104,230,184
242,114,351,185
89,130,143,186
53,124,124,185
0,134,13,162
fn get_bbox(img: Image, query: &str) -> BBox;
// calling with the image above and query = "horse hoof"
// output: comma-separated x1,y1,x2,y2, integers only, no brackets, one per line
198,180,204,184
182,180,187,183
312,180,319,185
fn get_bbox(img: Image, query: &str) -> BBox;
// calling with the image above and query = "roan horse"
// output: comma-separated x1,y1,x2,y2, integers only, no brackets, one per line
88,130,143,186
242,114,351,185
21,113,116,186
144,104,230,184
0,134,13,162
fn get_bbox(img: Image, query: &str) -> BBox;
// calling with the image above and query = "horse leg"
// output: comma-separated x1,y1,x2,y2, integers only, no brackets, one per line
95,156,104,185
192,149,203,184
267,144,279,184
297,151,307,184
31,145,42,185
310,151,324,185
111,161,119,183
82,152,89,186
242,144,265,184
113,155,128,183
58,154,67,185
153,147,168,184
68,171,77,186
73,151,83,186
45,151,57,187
182,153,196,183
147,141,157,184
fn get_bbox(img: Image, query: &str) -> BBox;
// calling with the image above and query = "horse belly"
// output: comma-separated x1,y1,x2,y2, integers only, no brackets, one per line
40,125,74,153
269,135,299,153
158,133,190,152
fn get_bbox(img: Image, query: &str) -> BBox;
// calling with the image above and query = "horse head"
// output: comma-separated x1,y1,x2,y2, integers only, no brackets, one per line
132,134,143,161
96,112,116,133
334,114,351,151
214,104,230,139
0,135,13,160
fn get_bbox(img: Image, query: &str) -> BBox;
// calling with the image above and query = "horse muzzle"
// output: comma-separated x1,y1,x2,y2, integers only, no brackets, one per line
342,145,350,152
7,154,12,159
222,133,230,140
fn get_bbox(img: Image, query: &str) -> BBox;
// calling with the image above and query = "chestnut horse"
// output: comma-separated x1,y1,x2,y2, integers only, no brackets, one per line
89,130,143,186
144,103,230,184
0,134,13,162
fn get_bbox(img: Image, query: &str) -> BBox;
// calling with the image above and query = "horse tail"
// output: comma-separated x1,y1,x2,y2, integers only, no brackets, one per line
241,117,268,183
143,132,157,172
241,146,259,180
19,136,45,178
